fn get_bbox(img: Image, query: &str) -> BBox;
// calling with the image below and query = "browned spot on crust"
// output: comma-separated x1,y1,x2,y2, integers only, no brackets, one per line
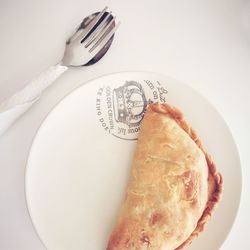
107,222,130,249
151,212,165,226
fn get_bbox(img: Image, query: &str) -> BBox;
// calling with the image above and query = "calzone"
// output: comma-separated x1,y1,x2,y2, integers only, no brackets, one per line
107,103,222,250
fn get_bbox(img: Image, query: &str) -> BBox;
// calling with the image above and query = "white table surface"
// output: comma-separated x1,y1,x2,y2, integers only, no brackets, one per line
0,0,249,249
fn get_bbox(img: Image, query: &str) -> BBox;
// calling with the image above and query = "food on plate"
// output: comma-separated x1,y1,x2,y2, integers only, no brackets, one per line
107,103,222,250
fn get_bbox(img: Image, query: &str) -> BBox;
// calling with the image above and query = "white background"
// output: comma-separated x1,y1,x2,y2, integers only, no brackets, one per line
0,0,249,249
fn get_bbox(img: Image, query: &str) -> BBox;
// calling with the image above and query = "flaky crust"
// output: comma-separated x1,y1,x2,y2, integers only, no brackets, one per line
107,103,223,250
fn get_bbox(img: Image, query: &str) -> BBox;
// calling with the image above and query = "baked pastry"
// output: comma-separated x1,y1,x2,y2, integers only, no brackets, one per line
107,103,222,250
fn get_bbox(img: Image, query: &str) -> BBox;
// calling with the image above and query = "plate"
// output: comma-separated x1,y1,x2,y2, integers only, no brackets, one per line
25,72,241,250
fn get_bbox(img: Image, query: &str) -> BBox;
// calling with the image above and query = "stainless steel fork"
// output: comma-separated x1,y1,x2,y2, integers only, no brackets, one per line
63,6,120,66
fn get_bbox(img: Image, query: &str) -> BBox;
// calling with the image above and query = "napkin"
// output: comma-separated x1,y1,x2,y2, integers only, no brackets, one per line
0,64,68,137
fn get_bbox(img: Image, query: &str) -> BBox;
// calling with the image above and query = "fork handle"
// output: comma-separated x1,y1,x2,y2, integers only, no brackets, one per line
0,64,68,137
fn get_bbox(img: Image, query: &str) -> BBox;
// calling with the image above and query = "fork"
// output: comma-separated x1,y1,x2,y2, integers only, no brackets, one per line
0,7,120,136
63,7,119,66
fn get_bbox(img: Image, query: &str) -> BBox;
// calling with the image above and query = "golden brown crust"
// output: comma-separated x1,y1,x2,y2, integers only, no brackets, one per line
150,103,223,249
107,103,223,250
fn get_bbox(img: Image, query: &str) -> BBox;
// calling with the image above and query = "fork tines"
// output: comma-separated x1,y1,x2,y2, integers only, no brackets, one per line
78,7,120,53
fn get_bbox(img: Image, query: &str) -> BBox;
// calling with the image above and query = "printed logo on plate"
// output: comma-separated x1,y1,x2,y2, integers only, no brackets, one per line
96,80,168,140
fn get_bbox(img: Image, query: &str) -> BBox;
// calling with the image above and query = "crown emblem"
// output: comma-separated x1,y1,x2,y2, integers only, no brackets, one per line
113,81,149,127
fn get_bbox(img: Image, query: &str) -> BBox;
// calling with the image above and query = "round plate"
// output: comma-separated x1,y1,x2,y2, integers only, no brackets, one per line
25,72,241,250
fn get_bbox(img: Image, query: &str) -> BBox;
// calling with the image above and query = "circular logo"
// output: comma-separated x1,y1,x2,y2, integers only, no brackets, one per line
95,80,168,140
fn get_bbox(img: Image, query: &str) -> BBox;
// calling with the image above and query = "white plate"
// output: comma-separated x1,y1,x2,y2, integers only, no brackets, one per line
25,72,241,250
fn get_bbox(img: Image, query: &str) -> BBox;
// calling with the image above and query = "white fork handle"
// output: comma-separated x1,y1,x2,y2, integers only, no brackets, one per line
0,64,68,137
